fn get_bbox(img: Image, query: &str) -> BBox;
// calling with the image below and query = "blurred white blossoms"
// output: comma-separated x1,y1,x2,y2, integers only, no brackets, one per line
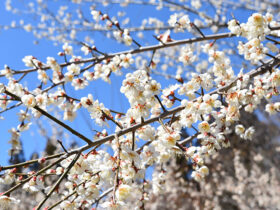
265,102,280,115
228,13,272,40
46,57,60,72
0,169,16,185
116,184,132,201
37,69,49,84
168,14,192,32
0,83,5,93
67,63,80,75
0,196,19,209
191,166,209,182
113,29,133,46
235,122,255,140
91,10,101,22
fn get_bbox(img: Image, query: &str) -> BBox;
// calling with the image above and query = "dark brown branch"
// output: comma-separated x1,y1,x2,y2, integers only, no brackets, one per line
132,131,135,151
191,22,206,38
102,110,123,129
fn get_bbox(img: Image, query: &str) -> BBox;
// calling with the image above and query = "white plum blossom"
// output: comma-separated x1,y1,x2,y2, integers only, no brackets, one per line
243,126,255,140
198,121,210,133
17,122,32,132
0,196,20,209
123,29,133,46
22,55,41,68
228,19,242,36
116,184,132,202
47,57,60,72
22,94,36,107
71,78,89,90
0,169,16,185
121,69,161,119
235,124,245,135
91,10,100,22
265,103,280,115
161,84,180,108
0,83,5,93
191,0,201,9
178,45,196,65
63,43,73,55
119,54,134,68
37,69,49,84
1,65,13,78
67,63,80,75
168,14,192,32
191,166,209,182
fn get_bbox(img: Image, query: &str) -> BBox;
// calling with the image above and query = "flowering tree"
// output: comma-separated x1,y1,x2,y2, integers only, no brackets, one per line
0,0,280,209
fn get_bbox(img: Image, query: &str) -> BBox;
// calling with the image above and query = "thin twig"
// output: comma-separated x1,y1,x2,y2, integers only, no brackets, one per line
155,95,167,112
132,131,135,151
2,157,65,196
0,152,65,171
57,139,69,154
35,152,81,210
0,32,235,78
102,110,123,129
191,22,206,38
112,134,121,203
4,90,93,145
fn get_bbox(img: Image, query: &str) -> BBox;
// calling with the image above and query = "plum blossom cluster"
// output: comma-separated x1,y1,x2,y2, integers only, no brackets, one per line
175,67,280,181
228,13,273,63
91,9,133,46
120,69,161,119
235,124,255,140
178,45,196,66
178,73,213,100
161,84,180,108
78,93,112,126
168,14,192,32
90,53,134,83
204,44,235,88
23,44,134,92
113,29,133,46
